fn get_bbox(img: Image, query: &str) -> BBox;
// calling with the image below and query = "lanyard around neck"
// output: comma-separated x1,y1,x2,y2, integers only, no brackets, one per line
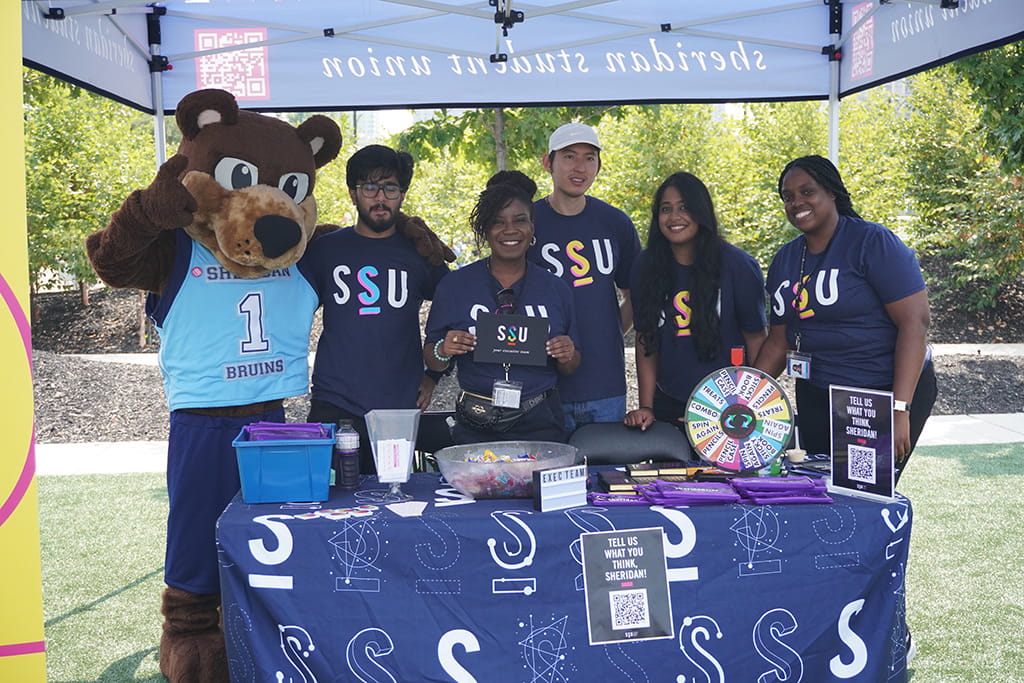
792,219,840,351
486,257,526,305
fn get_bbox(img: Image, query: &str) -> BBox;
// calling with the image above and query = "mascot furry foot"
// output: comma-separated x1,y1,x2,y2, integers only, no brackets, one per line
159,587,229,683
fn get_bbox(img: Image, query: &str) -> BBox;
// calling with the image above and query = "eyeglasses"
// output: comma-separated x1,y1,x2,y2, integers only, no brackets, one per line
355,182,402,200
495,287,517,315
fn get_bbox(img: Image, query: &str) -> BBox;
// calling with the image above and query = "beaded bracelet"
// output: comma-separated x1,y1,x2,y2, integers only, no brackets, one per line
433,338,452,363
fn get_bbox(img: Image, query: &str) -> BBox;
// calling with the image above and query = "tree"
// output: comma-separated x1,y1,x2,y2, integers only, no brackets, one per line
901,64,1024,309
590,104,719,243
398,106,620,176
399,151,490,264
837,86,911,232
719,101,828,266
23,69,155,299
951,41,1024,175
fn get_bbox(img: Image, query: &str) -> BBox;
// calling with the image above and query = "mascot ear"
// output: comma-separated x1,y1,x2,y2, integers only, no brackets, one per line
175,89,240,141
297,115,343,169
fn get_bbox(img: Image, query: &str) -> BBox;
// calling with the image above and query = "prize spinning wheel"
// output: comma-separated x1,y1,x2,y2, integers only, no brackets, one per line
684,366,794,473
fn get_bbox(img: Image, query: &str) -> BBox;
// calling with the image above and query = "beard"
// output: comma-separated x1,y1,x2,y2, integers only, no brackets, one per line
358,203,396,234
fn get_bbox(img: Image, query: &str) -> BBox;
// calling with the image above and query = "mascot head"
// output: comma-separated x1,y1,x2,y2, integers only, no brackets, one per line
175,89,342,278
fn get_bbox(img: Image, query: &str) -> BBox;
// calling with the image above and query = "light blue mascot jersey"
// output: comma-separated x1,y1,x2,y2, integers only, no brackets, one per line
147,230,317,410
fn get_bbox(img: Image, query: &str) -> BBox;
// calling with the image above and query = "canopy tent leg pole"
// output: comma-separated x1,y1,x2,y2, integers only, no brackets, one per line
147,11,167,169
828,60,839,166
151,71,167,168
826,0,841,165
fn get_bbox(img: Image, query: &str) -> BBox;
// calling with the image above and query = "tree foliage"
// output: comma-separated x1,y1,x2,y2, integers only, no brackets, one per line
398,106,620,175
950,41,1024,175
901,63,1024,309
23,69,155,292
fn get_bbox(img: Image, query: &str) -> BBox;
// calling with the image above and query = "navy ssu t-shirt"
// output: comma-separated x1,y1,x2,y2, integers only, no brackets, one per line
765,215,926,389
299,227,449,415
424,259,578,399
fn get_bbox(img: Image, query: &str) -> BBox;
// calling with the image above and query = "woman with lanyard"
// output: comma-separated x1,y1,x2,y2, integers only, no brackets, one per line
754,155,936,481
624,172,767,454
424,171,581,444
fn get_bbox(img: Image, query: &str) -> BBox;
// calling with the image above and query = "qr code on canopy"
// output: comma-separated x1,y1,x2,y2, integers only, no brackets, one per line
847,444,876,484
609,588,649,631
194,29,270,100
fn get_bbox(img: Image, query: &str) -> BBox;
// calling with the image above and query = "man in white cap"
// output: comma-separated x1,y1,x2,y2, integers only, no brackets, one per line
529,122,641,436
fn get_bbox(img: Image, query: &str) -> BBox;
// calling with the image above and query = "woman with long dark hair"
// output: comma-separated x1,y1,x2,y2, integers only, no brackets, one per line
624,172,767,442
424,171,581,444
754,155,936,480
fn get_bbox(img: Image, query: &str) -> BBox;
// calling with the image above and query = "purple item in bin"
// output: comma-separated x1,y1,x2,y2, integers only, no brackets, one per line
244,422,331,441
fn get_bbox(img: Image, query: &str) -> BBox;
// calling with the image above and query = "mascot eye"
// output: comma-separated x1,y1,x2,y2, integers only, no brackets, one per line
279,173,310,204
214,157,259,191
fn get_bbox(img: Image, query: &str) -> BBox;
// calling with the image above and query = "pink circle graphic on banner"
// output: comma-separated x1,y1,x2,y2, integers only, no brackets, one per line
0,271,34,529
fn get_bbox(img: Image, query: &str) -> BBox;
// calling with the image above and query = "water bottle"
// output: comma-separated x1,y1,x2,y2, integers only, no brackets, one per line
334,420,360,491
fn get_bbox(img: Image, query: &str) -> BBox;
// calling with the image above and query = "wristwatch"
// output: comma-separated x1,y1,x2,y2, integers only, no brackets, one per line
893,400,909,412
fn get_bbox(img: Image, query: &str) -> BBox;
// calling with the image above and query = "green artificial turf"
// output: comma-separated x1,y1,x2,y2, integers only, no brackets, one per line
39,472,167,682
36,442,1024,681
898,443,1024,682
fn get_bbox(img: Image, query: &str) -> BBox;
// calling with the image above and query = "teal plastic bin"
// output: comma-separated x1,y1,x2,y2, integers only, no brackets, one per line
233,423,335,503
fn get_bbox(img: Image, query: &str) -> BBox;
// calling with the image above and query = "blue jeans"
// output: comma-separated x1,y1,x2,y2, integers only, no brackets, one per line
562,395,627,437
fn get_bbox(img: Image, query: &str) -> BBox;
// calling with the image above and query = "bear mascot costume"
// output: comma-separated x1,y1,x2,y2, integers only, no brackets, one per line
86,88,452,682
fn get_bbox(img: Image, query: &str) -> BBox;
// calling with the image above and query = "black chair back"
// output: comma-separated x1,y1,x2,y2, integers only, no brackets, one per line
568,421,696,466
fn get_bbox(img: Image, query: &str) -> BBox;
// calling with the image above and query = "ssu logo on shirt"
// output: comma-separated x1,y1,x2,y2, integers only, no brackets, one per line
331,264,410,315
539,238,616,288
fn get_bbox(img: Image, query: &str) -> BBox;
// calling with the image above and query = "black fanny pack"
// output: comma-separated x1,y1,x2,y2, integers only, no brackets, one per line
455,389,550,432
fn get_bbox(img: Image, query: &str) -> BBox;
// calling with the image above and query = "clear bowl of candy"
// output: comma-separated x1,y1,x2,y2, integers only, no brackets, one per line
434,441,581,499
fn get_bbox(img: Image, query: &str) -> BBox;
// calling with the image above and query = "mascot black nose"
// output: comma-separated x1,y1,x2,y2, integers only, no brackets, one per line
254,215,302,259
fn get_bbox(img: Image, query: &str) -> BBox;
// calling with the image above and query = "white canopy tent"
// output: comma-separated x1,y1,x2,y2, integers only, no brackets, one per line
20,0,1024,161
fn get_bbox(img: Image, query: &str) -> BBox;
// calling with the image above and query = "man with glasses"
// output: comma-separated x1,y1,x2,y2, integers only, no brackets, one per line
530,123,642,436
300,144,453,472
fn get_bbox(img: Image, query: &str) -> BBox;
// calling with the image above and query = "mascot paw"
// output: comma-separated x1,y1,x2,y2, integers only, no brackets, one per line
143,154,198,230
396,212,456,265
159,587,229,683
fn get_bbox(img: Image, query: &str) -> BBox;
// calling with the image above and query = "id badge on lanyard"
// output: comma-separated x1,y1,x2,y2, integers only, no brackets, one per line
786,349,811,380
493,364,523,408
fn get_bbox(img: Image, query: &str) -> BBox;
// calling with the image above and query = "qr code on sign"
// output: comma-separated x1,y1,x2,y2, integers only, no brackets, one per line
847,444,876,484
609,588,649,630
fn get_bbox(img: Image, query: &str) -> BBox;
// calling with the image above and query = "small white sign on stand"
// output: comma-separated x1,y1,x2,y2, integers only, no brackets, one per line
533,464,587,512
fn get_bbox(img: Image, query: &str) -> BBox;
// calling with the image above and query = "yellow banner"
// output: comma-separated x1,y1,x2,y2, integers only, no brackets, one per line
0,3,47,680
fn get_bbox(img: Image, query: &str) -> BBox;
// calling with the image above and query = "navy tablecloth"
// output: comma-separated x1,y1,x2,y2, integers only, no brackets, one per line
217,472,911,682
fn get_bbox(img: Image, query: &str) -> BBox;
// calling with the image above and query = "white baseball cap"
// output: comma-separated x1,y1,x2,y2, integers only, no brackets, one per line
548,123,601,153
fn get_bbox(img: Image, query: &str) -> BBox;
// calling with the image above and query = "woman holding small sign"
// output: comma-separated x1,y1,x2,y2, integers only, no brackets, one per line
754,155,936,480
624,172,768,443
424,171,581,444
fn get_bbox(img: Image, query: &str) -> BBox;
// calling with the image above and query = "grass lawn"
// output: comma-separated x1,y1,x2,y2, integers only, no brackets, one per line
898,443,1024,682
37,442,1024,682
39,473,166,682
